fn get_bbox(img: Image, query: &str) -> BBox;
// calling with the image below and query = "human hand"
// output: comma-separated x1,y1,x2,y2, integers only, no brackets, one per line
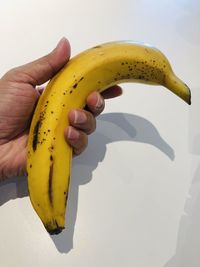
0,38,122,181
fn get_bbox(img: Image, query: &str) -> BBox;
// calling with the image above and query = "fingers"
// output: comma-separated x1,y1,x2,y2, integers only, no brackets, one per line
2,37,71,86
65,93,104,155
64,86,123,156
85,91,105,117
68,109,96,134
64,126,88,156
85,86,123,116
64,109,96,156
101,85,123,99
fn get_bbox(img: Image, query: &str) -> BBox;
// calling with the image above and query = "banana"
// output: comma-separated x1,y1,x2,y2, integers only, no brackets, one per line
27,41,191,234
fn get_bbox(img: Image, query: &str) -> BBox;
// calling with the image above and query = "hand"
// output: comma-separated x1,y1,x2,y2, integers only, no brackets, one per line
0,38,122,181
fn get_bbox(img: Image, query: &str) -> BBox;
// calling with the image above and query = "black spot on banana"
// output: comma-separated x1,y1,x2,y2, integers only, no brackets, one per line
27,40,191,235
48,162,54,206
32,120,41,151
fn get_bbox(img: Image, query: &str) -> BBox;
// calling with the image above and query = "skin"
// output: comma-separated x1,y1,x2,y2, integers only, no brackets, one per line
0,38,122,181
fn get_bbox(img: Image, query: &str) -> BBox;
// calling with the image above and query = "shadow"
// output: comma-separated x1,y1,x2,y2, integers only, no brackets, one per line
0,112,174,253
0,175,28,206
164,162,200,267
164,87,200,266
72,112,175,185
50,112,174,253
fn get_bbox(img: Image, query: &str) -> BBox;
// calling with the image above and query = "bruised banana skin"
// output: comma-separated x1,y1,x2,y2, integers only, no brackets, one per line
27,41,191,234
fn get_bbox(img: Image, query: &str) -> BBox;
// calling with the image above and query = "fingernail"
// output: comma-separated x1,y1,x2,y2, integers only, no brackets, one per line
73,110,87,124
67,126,80,140
55,37,67,50
95,94,104,109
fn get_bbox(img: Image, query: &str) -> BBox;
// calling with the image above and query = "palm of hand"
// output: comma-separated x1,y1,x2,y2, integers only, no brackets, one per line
0,77,39,179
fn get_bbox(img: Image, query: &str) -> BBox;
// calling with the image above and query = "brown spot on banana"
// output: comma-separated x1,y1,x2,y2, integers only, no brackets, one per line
48,162,54,206
73,83,78,88
32,120,41,151
64,175,70,208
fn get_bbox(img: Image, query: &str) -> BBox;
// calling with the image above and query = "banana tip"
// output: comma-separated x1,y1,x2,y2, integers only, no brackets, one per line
185,84,191,105
47,227,65,235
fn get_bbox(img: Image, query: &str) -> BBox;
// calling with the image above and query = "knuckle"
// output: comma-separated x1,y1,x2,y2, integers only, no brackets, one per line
95,96,105,111
94,103,105,117
86,115,96,134
73,134,88,156
4,67,18,78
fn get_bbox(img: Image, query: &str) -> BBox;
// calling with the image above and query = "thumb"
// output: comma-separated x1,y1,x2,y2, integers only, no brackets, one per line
3,37,71,86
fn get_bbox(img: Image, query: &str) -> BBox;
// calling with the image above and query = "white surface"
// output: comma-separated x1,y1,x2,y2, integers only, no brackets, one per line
0,0,199,266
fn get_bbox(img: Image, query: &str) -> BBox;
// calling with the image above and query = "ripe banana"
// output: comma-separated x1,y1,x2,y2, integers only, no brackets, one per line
27,41,191,234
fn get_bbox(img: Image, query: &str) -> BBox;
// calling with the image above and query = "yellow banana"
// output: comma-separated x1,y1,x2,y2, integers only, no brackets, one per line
27,41,191,234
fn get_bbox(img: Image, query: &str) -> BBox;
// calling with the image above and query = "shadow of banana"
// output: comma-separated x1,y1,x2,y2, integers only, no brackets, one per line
51,112,174,253
0,112,174,253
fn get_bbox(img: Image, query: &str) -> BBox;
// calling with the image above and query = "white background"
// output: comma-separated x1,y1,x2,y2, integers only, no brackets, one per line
0,0,199,266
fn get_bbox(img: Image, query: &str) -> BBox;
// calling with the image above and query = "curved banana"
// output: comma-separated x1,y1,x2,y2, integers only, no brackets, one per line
27,41,191,234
